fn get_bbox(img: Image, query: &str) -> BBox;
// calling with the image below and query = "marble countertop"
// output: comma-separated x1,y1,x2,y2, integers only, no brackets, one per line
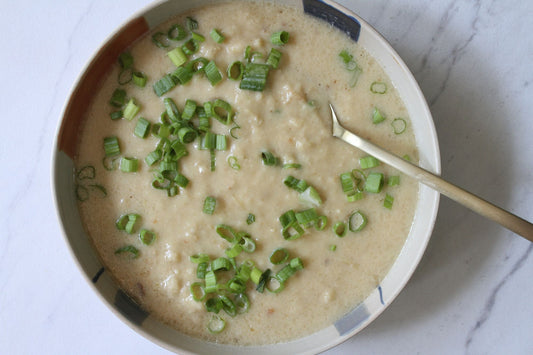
1,0,532,354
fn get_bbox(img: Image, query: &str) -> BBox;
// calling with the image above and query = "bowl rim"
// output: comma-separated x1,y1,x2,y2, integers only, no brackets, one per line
51,0,440,353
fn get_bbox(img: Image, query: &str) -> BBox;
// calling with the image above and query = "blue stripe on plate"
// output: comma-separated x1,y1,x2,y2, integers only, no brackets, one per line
114,289,149,326
334,303,370,335
302,0,361,42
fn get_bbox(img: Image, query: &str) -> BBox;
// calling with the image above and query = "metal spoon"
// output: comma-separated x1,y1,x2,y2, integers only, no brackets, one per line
329,103,533,241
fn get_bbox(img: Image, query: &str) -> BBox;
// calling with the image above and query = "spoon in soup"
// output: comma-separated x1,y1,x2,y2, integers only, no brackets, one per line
329,103,533,241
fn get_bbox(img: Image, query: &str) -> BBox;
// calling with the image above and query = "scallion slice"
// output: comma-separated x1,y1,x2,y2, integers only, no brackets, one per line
282,163,301,169
164,98,180,122
139,229,156,245
186,17,198,31
256,269,271,293
271,30,289,45
266,48,282,69
333,221,347,237
152,32,170,48
103,136,120,157
167,47,188,67
109,88,126,107
227,156,241,170
118,52,133,69
269,248,289,265
216,224,236,243
145,149,162,166
110,110,123,120
227,61,244,81
240,63,270,91
210,28,225,43
181,38,200,55
388,175,400,186
168,24,187,41
391,118,407,134
359,156,380,170
261,151,278,166
114,245,139,259
370,81,387,94
204,271,217,293
225,243,243,258
384,193,394,209
191,31,205,43
132,72,147,87
211,99,234,125
372,107,386,124
348,211,367,232
123,99,140,120
212,257,232,271
364,172,384,193
190,282,206,301
298,186,322,207
178,127,197,143
204,60,223,85
203,196,216,215
153,74,177,96
246,213,255,225
120,157,139,173
181,99,197,120
134,117,150,138
190,253,210,264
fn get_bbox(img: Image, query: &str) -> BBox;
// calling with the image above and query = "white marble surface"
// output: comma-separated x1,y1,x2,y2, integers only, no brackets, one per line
1,0,532,354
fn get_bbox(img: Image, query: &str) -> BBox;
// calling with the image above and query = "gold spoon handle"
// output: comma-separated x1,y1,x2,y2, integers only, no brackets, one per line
330,104,533,241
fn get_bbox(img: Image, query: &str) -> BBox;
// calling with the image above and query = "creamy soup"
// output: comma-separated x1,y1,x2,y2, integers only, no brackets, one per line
76,0,418,346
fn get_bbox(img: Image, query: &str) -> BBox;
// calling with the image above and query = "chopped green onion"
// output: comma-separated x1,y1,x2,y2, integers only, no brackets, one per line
124,214,140,234
370,108,385,125
333,221,347,237
103,136,120,157
347,192,364,202
282,163,301,169
109,88,127,107
298,186,322,207
227,278,246,293
340,172,356,196
174,173,189,188
225,243,243,258
114,245,139,259
204,271,217,293
215,134,227,151
210,149,216,171
204,60,223,85
227,61,244,81
239,236,256,253
139,229,156,245
227,156,241,170
212,257,232,271
261,151,278,166
250,267,263,285
270,248,289,265
132,72,147,87
234,293,250,314
348,211,367,232
240,63,270,91
181,38,200,55
364,172,384,193
276,264,295,283
216,224,236,243
164,98,180,122
391,118,407,134
271,30,289,45
211,99,234,125
246,213,255,225
359,156,380,169
191,31,205,42
196,262,208,279
370,81,387,94
290,257,304,271
201,131,216,150
120,157,139,173
210,28,225,43
266,48,282,68
168,24,187,41
186,17,198,31
329,244,337,251
151,32,169,48
118,52,133,69
403,154,412,161
339,49,353,64
134,117,150,138
167,47,188,67
256,269,271,293
76,165,96,180
118,68,133,85
178,127,197,143
220,295,236,316
339,49,362,87
153,74,177,96
181,99,197,120
384,193,394,209
203,196,216,215
123,99,140,120
190,282,206,301
388,175,400,186
190,253,210,264
110,110,123,120
295,208,318,226
145,150,162,166
266,276,285,293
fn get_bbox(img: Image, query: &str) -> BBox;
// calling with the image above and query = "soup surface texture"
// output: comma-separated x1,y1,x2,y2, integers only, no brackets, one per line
76,0,418,345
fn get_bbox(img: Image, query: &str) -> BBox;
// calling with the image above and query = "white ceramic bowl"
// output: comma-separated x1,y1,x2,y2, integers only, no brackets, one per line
52,0,440,353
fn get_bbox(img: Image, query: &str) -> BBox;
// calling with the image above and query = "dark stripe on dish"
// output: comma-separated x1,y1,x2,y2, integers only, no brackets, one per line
302,0,361,42
334,303,370,336
91,267,105,283
114,289,149,326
